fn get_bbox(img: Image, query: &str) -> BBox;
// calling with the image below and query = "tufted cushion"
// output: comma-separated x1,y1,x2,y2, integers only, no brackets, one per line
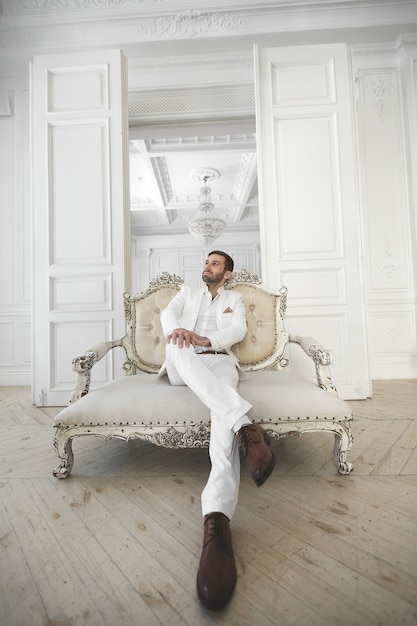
228,283,289,370
123,279,289,374
55,371,352,427
124,286,179,372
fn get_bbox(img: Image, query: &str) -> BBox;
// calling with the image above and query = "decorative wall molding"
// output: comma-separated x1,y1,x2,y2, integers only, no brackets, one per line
233,152,256,200
360,70,395,123
0,27,37,48
3,0,417,23
1,3,417,386
128,85,255,122
351,33,417,57
355,62,411,295
372,238,405,286
154,156,171,206
370,310,416,354
128,50,253,72
3,3,417,67
1,0,162,13
352,36,417,379
136,10,246,39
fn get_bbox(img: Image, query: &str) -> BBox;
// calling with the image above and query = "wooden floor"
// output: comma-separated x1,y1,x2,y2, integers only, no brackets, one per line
1,381,417,626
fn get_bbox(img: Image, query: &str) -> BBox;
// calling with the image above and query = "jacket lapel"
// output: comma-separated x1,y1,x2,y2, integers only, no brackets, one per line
181,287,205,329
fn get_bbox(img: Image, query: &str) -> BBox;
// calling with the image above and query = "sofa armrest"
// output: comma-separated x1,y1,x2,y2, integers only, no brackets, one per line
289,334,338,396
70,339,123,404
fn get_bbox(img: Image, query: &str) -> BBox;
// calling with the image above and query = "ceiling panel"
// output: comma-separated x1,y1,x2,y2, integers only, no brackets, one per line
129,131,259,235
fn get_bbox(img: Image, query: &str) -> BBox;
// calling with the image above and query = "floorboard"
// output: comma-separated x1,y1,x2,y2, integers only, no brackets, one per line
0,381,417,625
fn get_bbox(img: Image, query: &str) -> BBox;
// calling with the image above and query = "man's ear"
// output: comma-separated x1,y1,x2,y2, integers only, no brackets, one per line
224,270,232,280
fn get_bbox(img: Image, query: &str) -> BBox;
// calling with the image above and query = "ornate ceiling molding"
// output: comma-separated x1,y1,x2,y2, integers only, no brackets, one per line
145,134,256,152
1,1,417,75
233,152,256,201
1,0,161,13
3,1,417,17
129,85,255,122
2,2,417,33
136,10,246,39
128,50,253,72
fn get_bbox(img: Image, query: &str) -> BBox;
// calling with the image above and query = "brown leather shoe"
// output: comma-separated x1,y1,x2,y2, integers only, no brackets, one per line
238,423,276,486
196,512,236,611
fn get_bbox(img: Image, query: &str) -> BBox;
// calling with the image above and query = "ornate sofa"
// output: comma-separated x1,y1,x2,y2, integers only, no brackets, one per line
53,271,354,478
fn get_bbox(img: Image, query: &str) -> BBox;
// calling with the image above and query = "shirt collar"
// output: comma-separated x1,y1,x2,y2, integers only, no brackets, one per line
203,284,225,299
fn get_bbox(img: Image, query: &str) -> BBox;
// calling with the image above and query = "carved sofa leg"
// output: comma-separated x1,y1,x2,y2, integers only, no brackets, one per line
333,425,354,475
53,426,74,479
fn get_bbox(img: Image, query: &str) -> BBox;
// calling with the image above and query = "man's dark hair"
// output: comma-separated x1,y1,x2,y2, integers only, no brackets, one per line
208,250,234,273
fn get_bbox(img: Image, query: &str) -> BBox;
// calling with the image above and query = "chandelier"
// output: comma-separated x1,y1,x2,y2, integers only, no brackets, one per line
187,170,226,244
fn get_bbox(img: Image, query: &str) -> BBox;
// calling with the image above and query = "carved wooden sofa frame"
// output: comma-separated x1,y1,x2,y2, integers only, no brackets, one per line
53,271,354,478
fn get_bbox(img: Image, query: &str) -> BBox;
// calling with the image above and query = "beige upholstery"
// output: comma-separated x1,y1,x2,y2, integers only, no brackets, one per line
229,282,289,370
53,271,354,478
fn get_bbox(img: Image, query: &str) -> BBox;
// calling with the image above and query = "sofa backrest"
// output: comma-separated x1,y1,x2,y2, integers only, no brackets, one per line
121,271,289,374
226,272,289,371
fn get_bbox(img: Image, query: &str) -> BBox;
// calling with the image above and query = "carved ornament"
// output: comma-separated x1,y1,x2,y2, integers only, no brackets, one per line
226,269,261,285
137,10,246,39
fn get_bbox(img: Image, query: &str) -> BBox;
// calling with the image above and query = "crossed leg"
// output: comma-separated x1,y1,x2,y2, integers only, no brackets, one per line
164,343,251,518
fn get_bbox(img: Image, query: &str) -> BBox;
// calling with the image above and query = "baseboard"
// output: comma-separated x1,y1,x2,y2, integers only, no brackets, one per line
0,372,32,386
370,358,417,380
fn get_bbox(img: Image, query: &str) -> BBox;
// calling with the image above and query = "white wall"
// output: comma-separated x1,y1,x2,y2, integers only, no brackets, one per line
352,36,417,378
0,77,31,385
1,35,417,386
131,232,261,294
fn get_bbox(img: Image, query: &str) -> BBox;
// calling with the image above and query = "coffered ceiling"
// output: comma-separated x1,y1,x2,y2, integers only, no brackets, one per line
2,0,416,239
129,128,258,236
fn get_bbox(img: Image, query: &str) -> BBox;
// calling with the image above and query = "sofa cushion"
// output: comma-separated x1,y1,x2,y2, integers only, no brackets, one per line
228,283,289,370
122,277,290,374
55,371,352,427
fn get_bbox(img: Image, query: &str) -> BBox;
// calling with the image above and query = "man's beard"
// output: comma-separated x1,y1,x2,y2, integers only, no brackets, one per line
202,271,225,284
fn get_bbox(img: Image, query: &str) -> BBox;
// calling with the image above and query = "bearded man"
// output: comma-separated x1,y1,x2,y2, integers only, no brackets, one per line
159,250,276,611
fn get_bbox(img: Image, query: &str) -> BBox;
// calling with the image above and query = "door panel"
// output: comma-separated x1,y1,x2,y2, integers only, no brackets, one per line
254,43,370,399
32,49,130,406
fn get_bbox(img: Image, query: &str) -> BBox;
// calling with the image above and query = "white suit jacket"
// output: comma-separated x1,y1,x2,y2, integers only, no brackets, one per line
158,284,247,378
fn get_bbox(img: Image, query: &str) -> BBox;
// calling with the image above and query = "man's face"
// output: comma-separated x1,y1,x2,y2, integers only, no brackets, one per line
202,254,231,287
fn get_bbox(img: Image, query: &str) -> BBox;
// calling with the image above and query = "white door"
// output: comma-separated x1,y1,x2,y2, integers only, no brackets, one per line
254,43,370,399
32,49,130,406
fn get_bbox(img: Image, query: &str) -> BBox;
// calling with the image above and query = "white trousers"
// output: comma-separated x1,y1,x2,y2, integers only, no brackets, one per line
165,343,252,520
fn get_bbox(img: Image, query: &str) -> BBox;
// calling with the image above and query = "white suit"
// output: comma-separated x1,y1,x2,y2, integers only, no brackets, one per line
159,284,252,519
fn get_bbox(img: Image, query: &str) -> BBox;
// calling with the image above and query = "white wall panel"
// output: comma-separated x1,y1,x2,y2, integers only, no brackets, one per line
51,275,112,311
150,250,180,280
271,58,335,105
369,311,416,355
48,66,108,112
0,116,16,306
353,40,417,379
286,313,350,383
22,321,31,365
356,68,411,294
255,43,370,398
50,321,110,389
275,114,342,258
50,122,110,265
281,268,346,305
132,237,260,293
32,49,130,405
0,84,31,385
0,322,15,366
182,250,204,286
